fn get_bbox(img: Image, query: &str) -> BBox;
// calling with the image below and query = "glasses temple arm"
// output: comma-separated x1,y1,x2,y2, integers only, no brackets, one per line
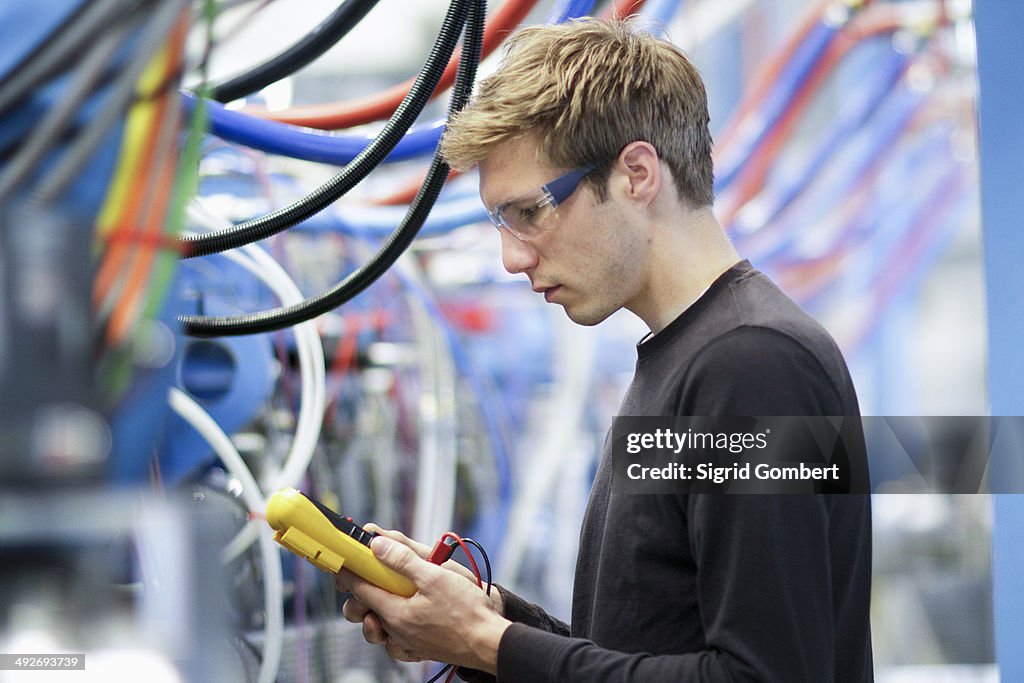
542,164,598,207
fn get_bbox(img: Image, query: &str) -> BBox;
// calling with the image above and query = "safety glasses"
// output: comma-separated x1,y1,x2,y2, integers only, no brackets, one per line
486,164,597,241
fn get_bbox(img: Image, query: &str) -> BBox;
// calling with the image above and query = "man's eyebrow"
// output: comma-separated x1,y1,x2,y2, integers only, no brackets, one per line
492,186,538,209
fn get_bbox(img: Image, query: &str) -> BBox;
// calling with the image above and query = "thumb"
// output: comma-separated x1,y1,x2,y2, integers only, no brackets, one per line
371,535,428,581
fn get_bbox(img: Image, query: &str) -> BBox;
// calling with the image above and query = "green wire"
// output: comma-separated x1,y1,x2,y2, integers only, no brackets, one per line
141,0,215,327
102,0,217,403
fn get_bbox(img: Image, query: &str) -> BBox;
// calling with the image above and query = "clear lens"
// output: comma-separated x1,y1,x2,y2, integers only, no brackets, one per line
494,192,554,241
489,164,594,241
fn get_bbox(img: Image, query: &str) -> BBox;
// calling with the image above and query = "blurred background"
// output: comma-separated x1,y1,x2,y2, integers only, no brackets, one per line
0,0,1019,681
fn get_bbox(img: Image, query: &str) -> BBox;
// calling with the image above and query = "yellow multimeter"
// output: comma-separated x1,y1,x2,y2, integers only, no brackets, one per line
265,487,416,597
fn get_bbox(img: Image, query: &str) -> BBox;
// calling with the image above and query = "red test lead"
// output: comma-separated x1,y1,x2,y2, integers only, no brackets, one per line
428,536,459,565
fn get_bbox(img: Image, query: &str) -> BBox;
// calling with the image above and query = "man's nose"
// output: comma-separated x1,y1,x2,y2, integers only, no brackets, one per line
499,228,539,275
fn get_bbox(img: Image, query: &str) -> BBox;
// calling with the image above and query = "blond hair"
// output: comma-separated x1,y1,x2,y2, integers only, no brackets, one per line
439,18,714,207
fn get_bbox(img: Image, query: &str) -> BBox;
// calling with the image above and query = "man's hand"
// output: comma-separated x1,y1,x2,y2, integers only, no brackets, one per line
336,525,508,672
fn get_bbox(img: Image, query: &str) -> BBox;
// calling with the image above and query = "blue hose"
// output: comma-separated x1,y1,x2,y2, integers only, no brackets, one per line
546,0,597,23
196,0,602,163
189,93,445,165
715,18,842,192
729,44,909,235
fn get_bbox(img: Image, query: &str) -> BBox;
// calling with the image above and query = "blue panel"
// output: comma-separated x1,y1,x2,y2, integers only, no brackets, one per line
992,495,1024,672
976,5,1024,414
974,1,1024,680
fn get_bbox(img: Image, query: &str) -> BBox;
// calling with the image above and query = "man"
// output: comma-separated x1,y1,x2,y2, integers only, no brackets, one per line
336,18,873,682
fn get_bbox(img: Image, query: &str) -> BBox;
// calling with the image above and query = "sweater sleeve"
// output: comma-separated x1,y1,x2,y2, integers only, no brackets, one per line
496,585,571,634
491,493,843,679
492,327,866,682
494,496,839,682
456,585,570,683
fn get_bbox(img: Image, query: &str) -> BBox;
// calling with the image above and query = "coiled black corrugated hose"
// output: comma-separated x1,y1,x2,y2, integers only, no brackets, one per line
209,0,381,104
180,0,473,259
179,0,485,337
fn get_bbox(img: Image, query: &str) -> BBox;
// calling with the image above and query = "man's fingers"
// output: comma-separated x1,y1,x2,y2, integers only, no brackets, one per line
335,568,356,594
441,557,480,585
362,612,388,645
341,596,371,624
338,568,398,631
339,593,390,645
385,637,425,663
364,524,432,558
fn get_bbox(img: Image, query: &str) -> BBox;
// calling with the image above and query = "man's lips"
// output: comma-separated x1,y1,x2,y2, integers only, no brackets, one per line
534,285,561,303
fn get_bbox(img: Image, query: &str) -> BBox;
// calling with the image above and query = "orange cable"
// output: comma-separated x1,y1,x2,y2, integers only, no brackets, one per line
107,125,178,345
101,13,189,345
92,107,164,312
371,168,460,206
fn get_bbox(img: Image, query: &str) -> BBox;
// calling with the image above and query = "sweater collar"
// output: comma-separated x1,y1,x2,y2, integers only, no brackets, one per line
635,260,752,360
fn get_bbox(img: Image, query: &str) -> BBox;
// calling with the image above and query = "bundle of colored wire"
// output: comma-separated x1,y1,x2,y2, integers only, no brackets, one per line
738,32,953,286
713,0,866,195
241,0,540,130
0,0,194,403
94,6,194,400
726,36,912,237
717,3,906,226
190,0,603,169
257,0,650,207
712,0,833,165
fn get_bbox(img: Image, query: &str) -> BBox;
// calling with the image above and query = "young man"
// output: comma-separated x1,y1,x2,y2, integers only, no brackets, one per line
336,18,873,682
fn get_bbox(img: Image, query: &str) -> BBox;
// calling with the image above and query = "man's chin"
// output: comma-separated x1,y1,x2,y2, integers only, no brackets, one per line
563,304,613,327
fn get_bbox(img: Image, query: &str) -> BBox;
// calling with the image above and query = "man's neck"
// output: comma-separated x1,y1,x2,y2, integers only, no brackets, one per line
629,207,740,335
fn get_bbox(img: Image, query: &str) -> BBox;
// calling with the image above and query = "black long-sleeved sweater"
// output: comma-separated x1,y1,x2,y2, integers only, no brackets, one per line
473,261,873,682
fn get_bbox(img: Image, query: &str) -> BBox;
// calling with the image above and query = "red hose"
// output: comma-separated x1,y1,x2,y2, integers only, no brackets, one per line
718,5,903,227
246,0,540,130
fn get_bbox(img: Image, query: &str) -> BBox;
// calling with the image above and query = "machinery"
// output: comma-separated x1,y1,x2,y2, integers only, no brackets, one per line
0,0,1016,680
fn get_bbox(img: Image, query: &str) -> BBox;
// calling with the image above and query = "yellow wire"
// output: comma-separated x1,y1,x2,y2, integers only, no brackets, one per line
94,42,174,240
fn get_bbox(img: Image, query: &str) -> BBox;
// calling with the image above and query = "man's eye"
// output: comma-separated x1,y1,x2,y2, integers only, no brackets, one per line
515,204,541,225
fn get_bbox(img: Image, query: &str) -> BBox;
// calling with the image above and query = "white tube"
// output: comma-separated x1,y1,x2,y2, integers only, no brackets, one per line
498,309,597,581
186,200,326,495
242,239,326,495
397,254,459,545
168,388,283,683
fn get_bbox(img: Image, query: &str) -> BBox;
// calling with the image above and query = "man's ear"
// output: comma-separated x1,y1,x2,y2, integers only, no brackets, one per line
616,141,662,208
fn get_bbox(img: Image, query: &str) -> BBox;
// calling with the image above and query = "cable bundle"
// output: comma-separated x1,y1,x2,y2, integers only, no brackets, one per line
0,0,193,403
